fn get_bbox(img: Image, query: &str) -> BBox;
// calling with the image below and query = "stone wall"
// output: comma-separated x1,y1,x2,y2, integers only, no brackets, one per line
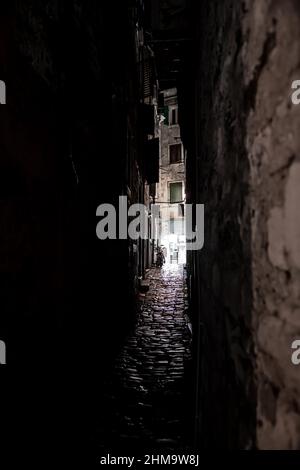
244,0,300,450
181,0,300,449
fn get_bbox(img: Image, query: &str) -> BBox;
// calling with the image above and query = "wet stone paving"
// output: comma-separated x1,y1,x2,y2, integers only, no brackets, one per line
95,264,193,455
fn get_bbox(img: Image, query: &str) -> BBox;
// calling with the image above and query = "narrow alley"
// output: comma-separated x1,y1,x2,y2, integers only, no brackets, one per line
95,265,193,455
1,1,300,464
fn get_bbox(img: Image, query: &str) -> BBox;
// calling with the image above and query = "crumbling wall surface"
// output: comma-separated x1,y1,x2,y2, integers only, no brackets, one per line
186,0,300,449
243,0,300,450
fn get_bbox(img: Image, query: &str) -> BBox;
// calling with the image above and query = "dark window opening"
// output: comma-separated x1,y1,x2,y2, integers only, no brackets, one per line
169,144,182,164
171,108,177,125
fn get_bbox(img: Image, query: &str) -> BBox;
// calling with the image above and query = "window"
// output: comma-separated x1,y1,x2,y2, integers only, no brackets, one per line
169,106,178,125
169,182,183,203
169,144,182,164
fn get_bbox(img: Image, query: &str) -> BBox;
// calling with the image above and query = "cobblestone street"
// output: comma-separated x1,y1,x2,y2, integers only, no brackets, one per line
95,264,193,455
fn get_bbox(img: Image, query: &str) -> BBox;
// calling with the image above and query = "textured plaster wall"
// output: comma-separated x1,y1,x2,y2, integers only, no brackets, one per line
158,122,184,197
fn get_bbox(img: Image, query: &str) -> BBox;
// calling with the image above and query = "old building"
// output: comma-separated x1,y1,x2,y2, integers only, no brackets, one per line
156,88,186,263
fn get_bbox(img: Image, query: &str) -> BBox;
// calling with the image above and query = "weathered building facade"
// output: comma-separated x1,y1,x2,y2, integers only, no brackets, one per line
156,88,186,263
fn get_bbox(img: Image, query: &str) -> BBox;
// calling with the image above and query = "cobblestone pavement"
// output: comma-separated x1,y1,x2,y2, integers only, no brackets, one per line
95,264,193,455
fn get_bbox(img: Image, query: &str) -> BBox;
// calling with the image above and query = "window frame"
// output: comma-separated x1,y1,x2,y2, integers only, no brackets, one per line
169,143,183,164
169,106,178,126
169,181,183,204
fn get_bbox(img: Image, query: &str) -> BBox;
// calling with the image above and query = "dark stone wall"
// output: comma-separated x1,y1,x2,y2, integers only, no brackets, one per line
183,0,255,449
180,0,300,450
